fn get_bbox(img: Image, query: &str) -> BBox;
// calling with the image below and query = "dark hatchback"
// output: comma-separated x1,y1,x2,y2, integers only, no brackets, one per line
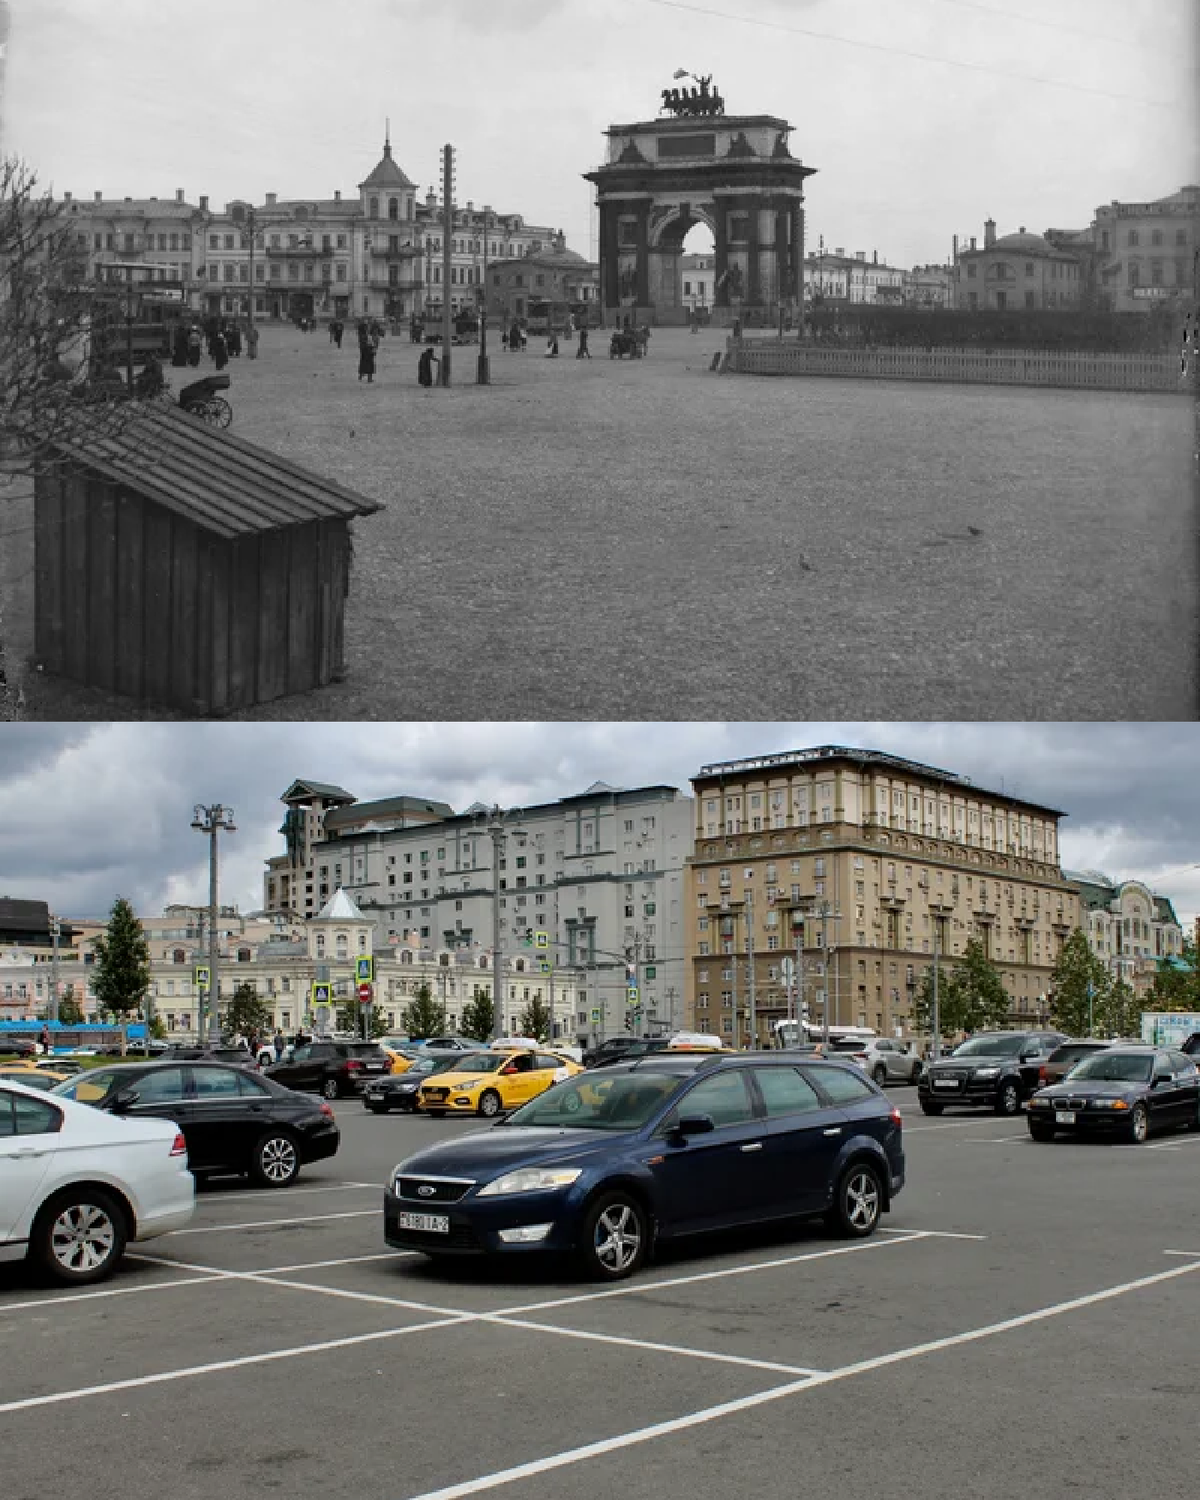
384,1053,905,1281
364,1053,472,1113
918,1030,1065,1116
264,1040,392,1099
1027,1046,1200,1144
51,1060,341,1186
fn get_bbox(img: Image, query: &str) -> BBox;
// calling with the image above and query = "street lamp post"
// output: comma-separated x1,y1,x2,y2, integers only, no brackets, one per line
482,804,524,1041
191,804,236,1046
50,915,61,1026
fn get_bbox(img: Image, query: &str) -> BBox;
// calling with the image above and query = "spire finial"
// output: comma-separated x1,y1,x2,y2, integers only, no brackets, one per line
384,117,391,157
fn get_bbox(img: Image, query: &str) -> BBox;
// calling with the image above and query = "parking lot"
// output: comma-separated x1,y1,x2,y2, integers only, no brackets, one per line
3,1089,1198,1500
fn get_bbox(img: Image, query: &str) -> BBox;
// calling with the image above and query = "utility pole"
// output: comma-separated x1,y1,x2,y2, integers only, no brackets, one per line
191,804,236,1046
246,205,257,358
931,918,941,1061
745,889,756,1050
49,915,61,1025
477,207,490,385
730,907,739,1049
441,144,454,385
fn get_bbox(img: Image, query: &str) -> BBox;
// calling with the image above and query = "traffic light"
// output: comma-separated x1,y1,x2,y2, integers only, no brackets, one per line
521,928,534,947
625,1009,635,1032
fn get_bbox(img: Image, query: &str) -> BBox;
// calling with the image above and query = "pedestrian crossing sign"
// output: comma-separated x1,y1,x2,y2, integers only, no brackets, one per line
537,959,552,974
534,930,550,950
356,956,374,983
194,966,210,990
627,984,639,1003
311,981,332,1005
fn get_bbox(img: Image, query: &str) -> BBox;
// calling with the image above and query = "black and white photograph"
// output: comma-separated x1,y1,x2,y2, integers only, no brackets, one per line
0,0,1196,718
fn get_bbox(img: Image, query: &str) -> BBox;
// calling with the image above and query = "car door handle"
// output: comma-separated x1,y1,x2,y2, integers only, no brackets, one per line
739,1141,764,1152
14,1146,45,1157
822,1127,842,1137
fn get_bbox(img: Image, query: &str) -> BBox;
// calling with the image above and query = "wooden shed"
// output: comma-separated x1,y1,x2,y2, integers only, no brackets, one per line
33,403,382,715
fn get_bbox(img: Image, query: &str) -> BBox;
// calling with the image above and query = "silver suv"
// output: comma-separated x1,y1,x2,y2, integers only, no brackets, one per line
860,1038,924,1086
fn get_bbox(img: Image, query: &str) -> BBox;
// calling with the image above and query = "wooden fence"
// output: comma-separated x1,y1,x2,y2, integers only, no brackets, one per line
726,341,1186,393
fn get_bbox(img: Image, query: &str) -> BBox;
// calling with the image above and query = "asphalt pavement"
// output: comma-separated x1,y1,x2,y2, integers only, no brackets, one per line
2,1087,1197,1500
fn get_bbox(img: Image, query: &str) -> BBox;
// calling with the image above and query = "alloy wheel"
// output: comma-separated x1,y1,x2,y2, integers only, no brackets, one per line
50,1203,117,1275
843,1169,881,1233
259,1135,298,1184
1130,1103,1149,1143
593,1202,642,1274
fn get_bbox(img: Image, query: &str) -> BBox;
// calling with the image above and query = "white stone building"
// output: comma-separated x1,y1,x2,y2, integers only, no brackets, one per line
1065,871,1185,995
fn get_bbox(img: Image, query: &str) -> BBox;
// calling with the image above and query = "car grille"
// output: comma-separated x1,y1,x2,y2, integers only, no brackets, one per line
398,1177,473,1204
1057,1097,1089,1111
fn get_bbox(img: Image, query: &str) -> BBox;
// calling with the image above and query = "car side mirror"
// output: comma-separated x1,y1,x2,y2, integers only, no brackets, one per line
1152,1073,1171,1087
674,1114,715,1138
108,1087,140,1113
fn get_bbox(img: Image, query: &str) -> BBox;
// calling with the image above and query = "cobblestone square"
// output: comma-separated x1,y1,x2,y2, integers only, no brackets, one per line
6,324,1194,719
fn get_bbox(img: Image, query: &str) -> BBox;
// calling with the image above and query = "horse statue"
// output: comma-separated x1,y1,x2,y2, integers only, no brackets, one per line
660,78,725,117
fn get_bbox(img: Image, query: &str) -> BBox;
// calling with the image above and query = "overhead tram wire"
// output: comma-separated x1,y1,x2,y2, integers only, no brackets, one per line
631,0,1176,110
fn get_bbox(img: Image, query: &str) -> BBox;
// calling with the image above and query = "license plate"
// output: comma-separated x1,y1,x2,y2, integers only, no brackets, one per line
933,1079,959,1090
1055,1110,1076,1124
397,1211,449,1233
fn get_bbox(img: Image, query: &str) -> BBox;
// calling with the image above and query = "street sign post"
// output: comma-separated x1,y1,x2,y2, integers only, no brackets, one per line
357,982,372,1003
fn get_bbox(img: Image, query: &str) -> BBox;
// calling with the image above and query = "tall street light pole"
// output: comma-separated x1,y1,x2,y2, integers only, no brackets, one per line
50,915,61,1026
191,804,236,1046
483,804,522,1042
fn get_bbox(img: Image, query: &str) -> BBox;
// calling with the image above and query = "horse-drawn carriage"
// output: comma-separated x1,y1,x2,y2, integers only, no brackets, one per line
609,326,650,359
177,374,233,428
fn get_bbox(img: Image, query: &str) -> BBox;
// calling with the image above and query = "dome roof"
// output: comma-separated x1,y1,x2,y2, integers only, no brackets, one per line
990,231,1056,254
358,140,415,192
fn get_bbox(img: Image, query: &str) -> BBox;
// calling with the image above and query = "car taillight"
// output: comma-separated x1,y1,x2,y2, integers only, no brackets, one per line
319,1102,335,1120
345,1059,364,1071
889,1107,903,1128
169,1131,187,1157
1038,1066,1047,1085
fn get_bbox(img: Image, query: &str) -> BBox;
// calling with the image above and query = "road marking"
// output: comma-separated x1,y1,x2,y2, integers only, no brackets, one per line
878,1227,987,1241
196,1181,379,1205
251,1251,415,1274
484,1314,824,1378
0,1316,470,1414
904,1119,1019,1134
491,1231,930,1318
963,1135,1029,1143
400,1257,1200,1500
1163,1249,1200,1257
167,1209,378,1236
229,1270,468,1319
0,1273,225,1314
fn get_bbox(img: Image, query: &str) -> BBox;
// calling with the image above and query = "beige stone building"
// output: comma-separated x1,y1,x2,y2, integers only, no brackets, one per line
1066,871,1184,995
684,746,1080,1046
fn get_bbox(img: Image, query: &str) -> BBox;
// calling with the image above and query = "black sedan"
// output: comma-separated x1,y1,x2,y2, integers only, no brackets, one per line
52,1060,340,1186
364,1052,472,1113
384,1052,904,1281
1027,1046,1200,1144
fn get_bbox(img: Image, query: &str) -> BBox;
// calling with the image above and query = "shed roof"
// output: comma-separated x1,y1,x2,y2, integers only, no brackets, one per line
47,402,383,540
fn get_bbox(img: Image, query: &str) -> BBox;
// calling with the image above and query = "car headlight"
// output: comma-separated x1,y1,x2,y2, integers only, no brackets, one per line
972,1067,1000,1079
477,1167,583,1197
1090,1098,1130,1110
397,1083,418,1093
1028,1097,1049,1108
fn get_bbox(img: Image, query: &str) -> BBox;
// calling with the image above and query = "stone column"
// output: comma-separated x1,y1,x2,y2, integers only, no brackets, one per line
746,198,761,305
776,207,790,306
635,200,650,309
792,201,805,314
600,200,620,313
714,200,729,307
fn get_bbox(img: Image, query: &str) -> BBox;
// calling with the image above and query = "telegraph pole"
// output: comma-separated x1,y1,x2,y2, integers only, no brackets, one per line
931,919,941,1060
191,804,236,1045
745,889,756,1049
441,144,454,385
49,915,61,1026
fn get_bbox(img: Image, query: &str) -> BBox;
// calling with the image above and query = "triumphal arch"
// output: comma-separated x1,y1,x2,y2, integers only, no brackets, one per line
583,79,817,326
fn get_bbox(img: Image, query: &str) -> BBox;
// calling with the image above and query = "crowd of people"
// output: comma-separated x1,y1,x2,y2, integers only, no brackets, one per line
170,316,257,371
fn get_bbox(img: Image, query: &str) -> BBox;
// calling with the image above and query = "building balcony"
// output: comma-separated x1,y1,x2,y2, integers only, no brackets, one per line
369,244,421,259
264,244,335,258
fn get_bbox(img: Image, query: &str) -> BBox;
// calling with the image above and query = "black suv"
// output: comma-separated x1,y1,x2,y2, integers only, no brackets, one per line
263,1040,391,1098
918,1030,1065,1116
583,1037,670,1069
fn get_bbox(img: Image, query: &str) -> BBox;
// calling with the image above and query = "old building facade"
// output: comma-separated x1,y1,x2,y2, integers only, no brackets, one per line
953,220,1084,311
684,746,1079,1046
1091,185,1199,312
1066,871,1184,995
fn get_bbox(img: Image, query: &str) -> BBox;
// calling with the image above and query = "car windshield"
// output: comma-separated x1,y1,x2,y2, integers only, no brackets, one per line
506,1071,681,1130
345,1044,385,1057
1051,1044,1105,1065
448,1053,505,1074
52,1070,120,1102
414,1055,461,1075
1065,1051,1154,1083
950,1035,1025,1058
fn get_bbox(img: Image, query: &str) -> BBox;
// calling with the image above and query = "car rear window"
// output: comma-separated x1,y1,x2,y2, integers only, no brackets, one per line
343,1044,386,1058
1050,1043,1106,1065
804,1065,876,1104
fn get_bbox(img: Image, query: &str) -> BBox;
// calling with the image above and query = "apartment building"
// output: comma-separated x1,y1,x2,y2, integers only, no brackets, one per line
684,746,1080,1045
264,779,694,1040
1066,871,1184,995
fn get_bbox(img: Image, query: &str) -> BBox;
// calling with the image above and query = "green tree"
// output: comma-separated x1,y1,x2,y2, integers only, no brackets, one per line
1147,939,1200,1012
149,1013,167,1041
336,996,388,1040
225,981,272,1039
461,986,495,1041
400,982,446,1040
1048,928,1110,1036
913,937,1010,1038
1096,978,1144,1040
57,985,84,1026
90,896,150,1054
518,995,551,1043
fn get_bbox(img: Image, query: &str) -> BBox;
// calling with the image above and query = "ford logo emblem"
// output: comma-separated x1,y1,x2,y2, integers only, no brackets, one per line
417,1185,436,1197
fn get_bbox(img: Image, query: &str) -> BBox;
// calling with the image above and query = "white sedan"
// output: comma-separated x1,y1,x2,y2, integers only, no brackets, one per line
0,1077,195,1285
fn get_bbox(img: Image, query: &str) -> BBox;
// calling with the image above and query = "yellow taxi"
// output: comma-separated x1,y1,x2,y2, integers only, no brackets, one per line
380,1040,423,1075
0,1065,71,1091
417,1046,583,1119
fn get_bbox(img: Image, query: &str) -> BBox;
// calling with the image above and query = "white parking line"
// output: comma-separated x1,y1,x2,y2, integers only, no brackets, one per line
128,1249,414,1276
484,1314,824,1378
1163,1249,1200,1257
963,1135,1029,1143
0,1273,225,1314
879,1227,987,1241
228,1270,468,1319
167,1209,378,1236
0,1315,470,1414
491,1231,931,1318
196,1182,380,1205
904,1119,1020,1134
401,1257,1200,1500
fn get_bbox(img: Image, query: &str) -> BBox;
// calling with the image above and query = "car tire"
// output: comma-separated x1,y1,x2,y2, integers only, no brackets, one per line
995,1080,1022,1116
365,1101,388,1115
579,1190,649,1281
478,1089,502,1119
1127,1102,1149,1144
1027,1120,1055,1142
250,1130,301,1188
919,1099,944,1116
910,1060,923,1083
872,1065,888,1086
427,1109,445,1119
321,1078,340,1100
826,1160,884,1238
32,1187,128,1285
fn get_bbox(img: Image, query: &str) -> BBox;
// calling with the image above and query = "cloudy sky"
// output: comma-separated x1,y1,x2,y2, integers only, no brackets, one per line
0,722,1197,929
4,0,1195,270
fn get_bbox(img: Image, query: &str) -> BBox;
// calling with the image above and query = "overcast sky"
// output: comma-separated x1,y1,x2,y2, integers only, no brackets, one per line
0,722,1197,930
4,0,1196,270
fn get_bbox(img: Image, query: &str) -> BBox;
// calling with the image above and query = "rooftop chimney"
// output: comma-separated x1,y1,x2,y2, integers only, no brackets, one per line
199,195,209,211
94,190,102,202
63,191,71,202
266,192,277,206
970,236,977,251
334,190,341,201
873,249,877,264
124,195,132,202
834,246,844,257
855,250,866,261
176,189,184,202
1018,225,1026,234
984,217,996,248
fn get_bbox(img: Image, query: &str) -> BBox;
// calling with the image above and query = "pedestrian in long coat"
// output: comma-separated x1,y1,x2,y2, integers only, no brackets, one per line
333,320,344,348
358,330,376,382
212,330,229,370
172,324,189,367
187,325,202,367
417,344,439,388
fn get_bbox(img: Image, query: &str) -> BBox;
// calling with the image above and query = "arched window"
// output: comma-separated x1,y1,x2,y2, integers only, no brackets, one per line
388,197,398,219
369,196,379,219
